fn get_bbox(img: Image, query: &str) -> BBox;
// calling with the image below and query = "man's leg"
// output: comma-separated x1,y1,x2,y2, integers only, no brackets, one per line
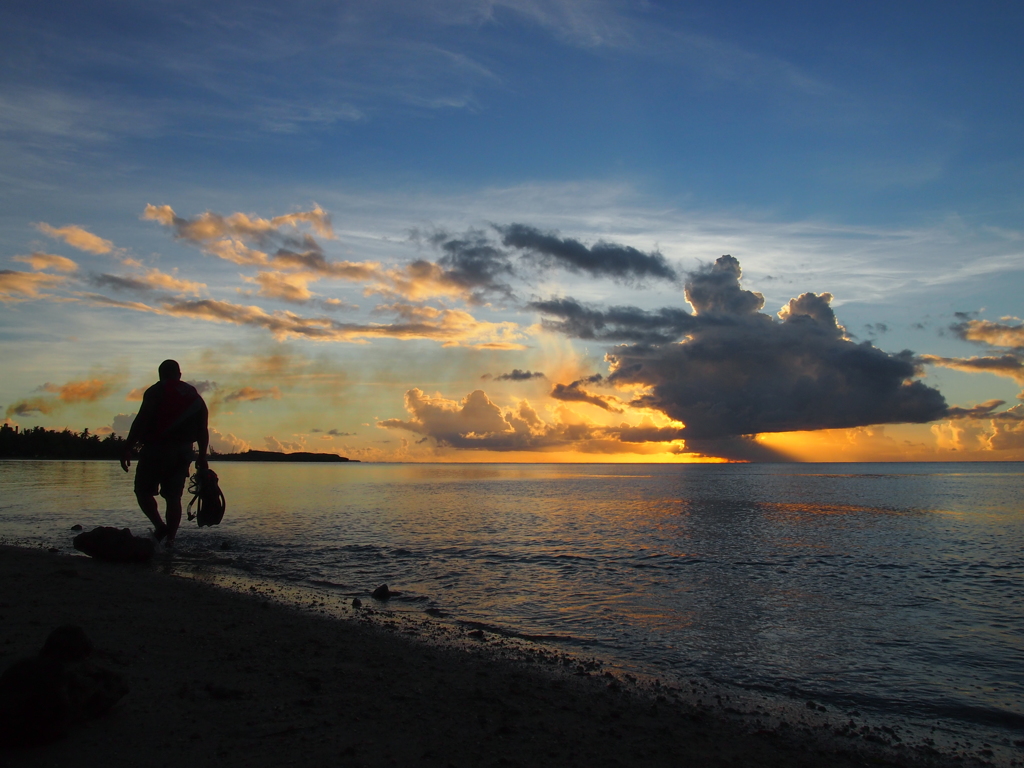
164,495,183,542
136,491,167,537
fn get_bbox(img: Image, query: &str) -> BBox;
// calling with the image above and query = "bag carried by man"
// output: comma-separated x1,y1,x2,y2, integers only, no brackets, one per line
186,467,226,527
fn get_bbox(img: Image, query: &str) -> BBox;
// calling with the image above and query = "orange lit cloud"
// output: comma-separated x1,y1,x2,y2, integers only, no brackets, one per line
367,260,489,303
13,252,78,272
0,270,67,301
42,378,114,403
987,409,1024,450
379,387,689,455
142,204,334,242
99,295,526,348
954,318,1024,349
6,377,117,418
244,271,318,303
922,354,1024,384
35,223,114,254
143,204,386,287
271,250,378,280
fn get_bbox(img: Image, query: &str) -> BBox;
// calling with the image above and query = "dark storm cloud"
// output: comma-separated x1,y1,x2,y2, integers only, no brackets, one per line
528,297,695,343
684,254,764,316
550,374,624,412
563,255,951,440
495,369,545,381
682,436,793,462
426,229,516,301
497,223,677,282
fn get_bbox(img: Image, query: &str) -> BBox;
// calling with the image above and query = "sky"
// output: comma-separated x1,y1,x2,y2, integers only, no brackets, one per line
1,0,1023,462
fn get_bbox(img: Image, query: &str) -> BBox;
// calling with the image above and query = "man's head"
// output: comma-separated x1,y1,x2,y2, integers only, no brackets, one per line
158,359,182,381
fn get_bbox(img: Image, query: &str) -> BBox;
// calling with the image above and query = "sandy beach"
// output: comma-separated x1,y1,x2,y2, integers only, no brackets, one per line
1,544,967,768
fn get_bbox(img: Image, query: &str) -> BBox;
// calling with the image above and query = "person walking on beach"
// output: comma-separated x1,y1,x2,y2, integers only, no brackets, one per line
120,360,209,545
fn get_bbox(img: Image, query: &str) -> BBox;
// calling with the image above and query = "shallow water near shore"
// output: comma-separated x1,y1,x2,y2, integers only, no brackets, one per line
2,460,1023,761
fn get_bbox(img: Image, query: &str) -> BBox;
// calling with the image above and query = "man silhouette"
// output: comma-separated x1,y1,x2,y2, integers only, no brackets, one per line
120,360,209,544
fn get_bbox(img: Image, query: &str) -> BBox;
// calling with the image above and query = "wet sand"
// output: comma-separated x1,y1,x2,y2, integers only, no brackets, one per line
1,545,962,767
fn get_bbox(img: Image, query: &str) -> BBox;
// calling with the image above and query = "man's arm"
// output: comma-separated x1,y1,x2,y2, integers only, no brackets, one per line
196,401,210,470
121,385,157,472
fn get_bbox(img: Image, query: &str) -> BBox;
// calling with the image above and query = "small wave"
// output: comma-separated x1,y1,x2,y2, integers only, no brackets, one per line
457,620,588,645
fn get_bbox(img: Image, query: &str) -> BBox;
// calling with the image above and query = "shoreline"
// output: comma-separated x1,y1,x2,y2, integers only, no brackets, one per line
1,544,973,767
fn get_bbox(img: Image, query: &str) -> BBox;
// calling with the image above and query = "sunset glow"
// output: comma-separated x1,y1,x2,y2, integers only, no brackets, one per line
2,3,1022,462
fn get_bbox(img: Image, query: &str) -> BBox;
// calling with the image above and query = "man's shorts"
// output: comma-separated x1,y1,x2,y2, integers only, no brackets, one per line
134,442,194,499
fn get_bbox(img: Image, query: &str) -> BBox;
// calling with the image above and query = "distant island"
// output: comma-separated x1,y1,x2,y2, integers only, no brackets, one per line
212,450,357,463
0,425,357,462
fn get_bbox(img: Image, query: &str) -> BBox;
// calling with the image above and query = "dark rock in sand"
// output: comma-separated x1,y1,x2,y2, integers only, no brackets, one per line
351,598,362,609
73,526,155,563
372,584,391,601
0,625,128,747
42,625,93,662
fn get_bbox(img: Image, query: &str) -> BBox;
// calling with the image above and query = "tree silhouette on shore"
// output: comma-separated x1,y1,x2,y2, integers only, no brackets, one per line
0,424,128,460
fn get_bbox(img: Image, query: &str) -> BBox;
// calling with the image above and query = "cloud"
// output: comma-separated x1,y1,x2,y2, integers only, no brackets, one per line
391,229,515,303
13,252,78,272
312,428,356,437
923,354,1024,383
244,270,318,303
320,297,358,312
6,398,57,417
35,223,114,254
498,223,677,282
40,379,114,403
952,318,1024,349
0,269,67,301
922,317,1024,399
379,387,688,454
495,369,545,381
682,436,792,462
140,204,386,288
85,292,525,348
686,254,765,315
550,374,623,412
186,380,217,395
6,377,116,418
111,413,136,435
89,268,205,296
945,400,1007,419
264,435,304,452
222,386,282,403
589,255,949,439
987,408,1024,450
271,250,379,280
143,204,334,243
528,297,694,343
209,428,250,454
144,205,390,302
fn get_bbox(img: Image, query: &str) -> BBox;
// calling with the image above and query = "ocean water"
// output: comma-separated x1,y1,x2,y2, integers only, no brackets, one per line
2,460,1023,758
